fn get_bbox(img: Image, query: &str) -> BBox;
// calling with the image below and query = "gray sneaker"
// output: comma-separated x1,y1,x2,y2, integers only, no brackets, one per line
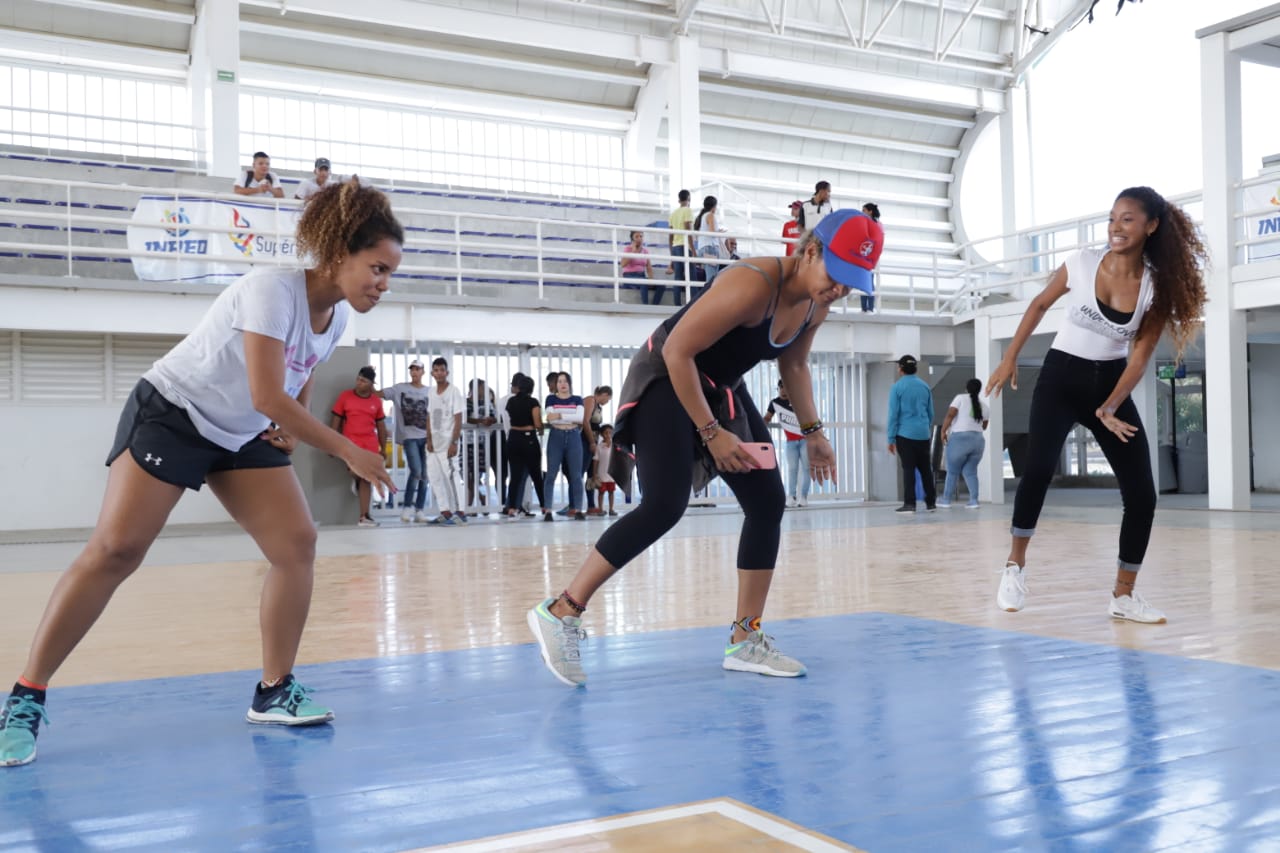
722,630,807,677
527,598,587,686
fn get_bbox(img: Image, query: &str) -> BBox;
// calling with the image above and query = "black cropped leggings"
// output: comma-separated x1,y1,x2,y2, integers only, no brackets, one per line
595,379,785,570
1011,349,1156,569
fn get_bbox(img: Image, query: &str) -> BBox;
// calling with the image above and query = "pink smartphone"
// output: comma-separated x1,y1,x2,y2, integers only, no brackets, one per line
741,442,777,469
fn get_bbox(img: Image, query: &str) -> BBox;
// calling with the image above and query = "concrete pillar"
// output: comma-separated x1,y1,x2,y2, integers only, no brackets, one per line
998,83,1033,277
1128,362,1158,490
665,36,702,194
974,314,1004,505
1200,32,1250,510
189,0,240,179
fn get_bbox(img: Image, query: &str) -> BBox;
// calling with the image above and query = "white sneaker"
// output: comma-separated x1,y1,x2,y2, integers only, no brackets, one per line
936,500,952,509
1109,591,1167,624
400,509,413,523
414,510,429,523
785,497,797,508
357,516,379,528
996,562,1026,612
797,496,808,507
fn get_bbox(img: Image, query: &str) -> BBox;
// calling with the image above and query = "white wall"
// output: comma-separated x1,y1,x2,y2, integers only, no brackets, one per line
0,404,230,532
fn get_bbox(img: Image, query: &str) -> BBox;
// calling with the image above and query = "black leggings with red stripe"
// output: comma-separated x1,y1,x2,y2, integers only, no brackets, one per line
595,379,784,570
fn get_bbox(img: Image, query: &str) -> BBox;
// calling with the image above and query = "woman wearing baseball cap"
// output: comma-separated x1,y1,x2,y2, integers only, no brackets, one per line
527,209,883,688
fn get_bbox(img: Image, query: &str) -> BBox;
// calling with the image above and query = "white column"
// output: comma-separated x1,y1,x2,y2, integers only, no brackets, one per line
625,65,669,199
665,36,702,193
1200,32,1250,510
998,83,1032,275
1128,362,1158,488
189,0,240,178
974,314,1004,505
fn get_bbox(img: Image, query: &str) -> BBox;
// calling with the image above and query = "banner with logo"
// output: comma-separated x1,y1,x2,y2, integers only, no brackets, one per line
126,196,301,282
1244,181,1280,263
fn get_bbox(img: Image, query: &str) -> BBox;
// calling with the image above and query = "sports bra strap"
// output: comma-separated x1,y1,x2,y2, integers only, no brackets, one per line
726,258,787,317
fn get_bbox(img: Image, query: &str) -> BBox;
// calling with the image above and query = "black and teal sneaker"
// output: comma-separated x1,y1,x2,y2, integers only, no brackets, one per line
1,687,48,767
246,675,334,726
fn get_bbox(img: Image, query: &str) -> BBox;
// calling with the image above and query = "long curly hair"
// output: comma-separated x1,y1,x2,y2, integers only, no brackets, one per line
1117,186,1208,361
295,178,404,275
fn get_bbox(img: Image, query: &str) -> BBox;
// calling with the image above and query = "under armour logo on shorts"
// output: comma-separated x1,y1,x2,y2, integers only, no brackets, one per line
144,453,162,466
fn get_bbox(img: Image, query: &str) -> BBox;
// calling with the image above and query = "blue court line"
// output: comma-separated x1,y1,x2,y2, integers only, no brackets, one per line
2,613,1278,852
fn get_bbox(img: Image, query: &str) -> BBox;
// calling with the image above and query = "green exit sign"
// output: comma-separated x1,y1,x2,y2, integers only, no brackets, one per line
1157,365,1177,380
216,69,235,83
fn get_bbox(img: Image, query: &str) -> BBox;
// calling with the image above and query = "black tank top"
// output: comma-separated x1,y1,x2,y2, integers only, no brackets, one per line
659,259,816,385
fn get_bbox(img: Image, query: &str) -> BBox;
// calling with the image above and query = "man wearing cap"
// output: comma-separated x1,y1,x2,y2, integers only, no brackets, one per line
887,355,937,513
382,361,432,522
331,366,389,527
296,158,337,201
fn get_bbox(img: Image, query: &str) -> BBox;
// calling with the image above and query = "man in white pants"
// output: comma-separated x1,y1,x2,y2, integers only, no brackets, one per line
425,357,466,524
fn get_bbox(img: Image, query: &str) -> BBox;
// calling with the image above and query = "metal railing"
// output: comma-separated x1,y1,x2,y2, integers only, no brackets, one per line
0,172,962,316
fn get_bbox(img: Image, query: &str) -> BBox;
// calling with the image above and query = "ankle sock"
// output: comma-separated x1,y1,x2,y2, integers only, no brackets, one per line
11,680,46,705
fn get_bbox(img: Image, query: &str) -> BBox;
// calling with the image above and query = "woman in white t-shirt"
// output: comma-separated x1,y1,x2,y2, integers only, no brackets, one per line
937,378,989,509
0,181,404,767
985,187,1207,626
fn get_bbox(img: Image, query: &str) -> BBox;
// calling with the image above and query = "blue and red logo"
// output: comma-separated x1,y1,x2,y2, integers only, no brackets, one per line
162,208,190,238
228,208,255,256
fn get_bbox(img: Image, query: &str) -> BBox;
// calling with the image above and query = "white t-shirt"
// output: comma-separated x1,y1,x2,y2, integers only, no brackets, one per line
596,441,615,483
383,382,431,442
948,393,990,433
239,170,279,193
800,199,832,232
427,383,465,449
1050,248,1154,361
144,267,350,451
295,175,344,200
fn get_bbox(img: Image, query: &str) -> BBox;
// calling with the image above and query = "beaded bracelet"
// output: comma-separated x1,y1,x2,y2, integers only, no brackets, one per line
697,419,721,444
800,420,824,436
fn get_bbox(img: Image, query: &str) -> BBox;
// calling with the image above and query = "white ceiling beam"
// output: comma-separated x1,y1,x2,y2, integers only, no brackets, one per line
239,0,672,67
699,80,974,129
833,0,858,46
239,16,646,87
864,0,907,49
697,169,953,209
22,0,194,25
703,48,1005,113
1226,16,1280,55
701,112,960,159
938,0,984,61
238,62,633,130
675,0,704,35
697,142,954,184
757,0,780,35
934,0,947,59
0,28,188,76
1010,0,1093,81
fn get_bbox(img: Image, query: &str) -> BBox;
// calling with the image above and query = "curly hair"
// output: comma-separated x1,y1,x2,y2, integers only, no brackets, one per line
295,178,404,275
1115,187,1208,361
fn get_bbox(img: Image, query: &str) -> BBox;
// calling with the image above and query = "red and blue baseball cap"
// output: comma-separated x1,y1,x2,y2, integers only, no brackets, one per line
812,209,884,295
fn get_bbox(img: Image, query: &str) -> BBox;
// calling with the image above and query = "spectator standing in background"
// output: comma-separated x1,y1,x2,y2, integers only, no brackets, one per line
859,203,881,312
666,189,695,303
783,202,803,256
381,361,431,523
694,195,723,284
331,366,389,527
798,181,832,232
888,355,936,514
765,380,809,508
425,358,466,525
622,230,659,305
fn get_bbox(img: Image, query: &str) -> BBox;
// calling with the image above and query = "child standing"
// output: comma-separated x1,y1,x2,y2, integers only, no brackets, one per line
595,424,617,516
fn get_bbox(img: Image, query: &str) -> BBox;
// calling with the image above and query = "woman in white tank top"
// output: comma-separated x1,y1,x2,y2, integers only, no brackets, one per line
984,187,1207,626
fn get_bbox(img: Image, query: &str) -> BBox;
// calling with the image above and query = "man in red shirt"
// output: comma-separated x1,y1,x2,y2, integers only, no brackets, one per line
782,201,803,256
330,366,388,527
